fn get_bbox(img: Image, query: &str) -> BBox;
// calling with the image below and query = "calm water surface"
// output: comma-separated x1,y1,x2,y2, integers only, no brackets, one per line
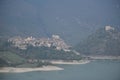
0,60,120,80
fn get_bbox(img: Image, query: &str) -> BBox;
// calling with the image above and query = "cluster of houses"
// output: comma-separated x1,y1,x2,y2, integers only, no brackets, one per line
8,35,71,52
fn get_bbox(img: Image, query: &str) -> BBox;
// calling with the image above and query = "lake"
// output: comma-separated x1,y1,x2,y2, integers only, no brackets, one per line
0,60,120,80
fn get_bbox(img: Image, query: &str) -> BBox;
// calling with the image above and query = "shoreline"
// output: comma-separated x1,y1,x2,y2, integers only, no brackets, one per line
86,56,120,60
50,60,90,64
0,66,63,73
0,60,90,73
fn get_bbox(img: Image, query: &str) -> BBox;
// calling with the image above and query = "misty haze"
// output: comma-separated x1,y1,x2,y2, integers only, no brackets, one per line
0,0,120,80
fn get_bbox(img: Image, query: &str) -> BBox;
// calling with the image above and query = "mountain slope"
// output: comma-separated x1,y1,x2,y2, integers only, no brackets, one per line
0,0,120,45
76,26,120,56
0,36,82,67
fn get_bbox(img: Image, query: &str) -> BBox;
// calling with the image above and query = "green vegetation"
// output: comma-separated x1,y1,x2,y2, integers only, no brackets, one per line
37,61,52,67
75,27,120,56
0,37,82,67
19,46,82,60
16,63,38,68
0,58,9,67
0,51,25,64
0,38,26,67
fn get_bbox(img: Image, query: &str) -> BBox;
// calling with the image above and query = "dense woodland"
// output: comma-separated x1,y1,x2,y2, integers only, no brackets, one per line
76,27,120,56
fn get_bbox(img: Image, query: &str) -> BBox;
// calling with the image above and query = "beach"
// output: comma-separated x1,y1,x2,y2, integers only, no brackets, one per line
50,60,90,64
0,66,63,73
86,56,120,60
0,60,90,73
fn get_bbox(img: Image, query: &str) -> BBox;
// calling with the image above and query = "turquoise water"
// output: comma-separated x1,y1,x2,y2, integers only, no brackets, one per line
0,60,120,80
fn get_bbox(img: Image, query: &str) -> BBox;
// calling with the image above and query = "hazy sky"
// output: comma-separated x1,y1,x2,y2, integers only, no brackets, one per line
0,0,120,44
0,0,120,24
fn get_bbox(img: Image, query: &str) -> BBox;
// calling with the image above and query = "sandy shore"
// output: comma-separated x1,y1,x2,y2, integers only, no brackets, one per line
0,66,63,73
86,56,120,60
0,60,90,73
50,60,90,64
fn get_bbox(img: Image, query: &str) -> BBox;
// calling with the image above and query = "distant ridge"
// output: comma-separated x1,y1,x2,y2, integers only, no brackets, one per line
76,26,120,56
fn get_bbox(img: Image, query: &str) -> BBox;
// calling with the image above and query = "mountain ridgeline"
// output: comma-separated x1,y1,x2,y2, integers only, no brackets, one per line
76,26,120,56
1,0,120,45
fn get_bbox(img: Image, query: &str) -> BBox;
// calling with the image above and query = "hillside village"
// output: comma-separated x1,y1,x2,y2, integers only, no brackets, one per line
8,35,71,52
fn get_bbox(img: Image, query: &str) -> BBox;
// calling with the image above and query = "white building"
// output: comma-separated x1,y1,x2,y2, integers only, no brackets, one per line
105,26,114,31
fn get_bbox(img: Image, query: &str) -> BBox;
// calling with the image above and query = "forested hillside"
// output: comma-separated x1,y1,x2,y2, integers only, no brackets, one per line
76,26,120,56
